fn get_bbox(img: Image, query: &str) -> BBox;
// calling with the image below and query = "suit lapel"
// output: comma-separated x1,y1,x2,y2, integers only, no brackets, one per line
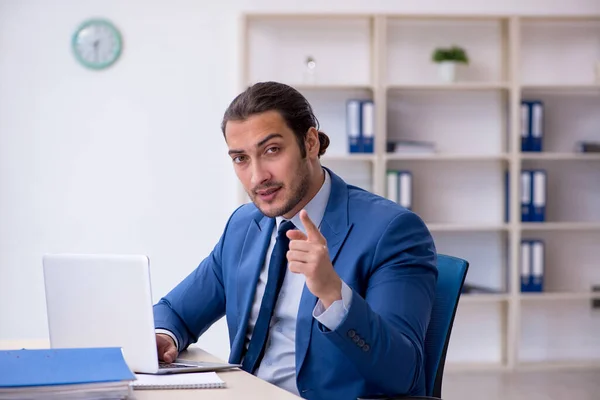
229,216,274,364
295,168,353,375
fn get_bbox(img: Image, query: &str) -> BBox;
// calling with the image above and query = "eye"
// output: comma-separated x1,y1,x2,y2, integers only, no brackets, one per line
266,146,280,154
232,155,247,164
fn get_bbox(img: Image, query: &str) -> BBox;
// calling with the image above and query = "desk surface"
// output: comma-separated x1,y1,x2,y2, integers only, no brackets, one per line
0,340,301,400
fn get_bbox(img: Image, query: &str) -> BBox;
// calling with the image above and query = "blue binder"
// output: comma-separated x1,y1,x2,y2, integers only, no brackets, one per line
360,100,374,153
397,171,412,211
0,347,135,388
520,240,532,292
521,100,544,152
521,170,532,222
520,101,530,152
386,170,398,203
346,99,361,153
530,239,545,292
531,169,547,222
530,101,544,152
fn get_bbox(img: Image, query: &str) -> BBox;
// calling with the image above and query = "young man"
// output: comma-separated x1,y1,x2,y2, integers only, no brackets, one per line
153,81,438,400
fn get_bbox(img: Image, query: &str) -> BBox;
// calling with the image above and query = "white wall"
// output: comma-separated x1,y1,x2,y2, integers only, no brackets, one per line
0,0,240,359
1,0,599,362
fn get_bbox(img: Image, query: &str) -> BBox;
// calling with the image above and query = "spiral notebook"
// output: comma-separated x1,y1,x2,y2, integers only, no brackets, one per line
132,372,226,390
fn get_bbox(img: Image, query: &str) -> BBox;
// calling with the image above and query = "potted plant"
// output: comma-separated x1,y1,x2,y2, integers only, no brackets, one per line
431,46,469,83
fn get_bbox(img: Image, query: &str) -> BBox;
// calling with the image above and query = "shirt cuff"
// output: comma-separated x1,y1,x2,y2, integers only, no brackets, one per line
156,328,179,352
312,280,353,331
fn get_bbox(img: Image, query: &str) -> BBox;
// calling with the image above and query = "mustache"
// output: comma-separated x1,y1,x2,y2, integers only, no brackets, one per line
252,182,283,194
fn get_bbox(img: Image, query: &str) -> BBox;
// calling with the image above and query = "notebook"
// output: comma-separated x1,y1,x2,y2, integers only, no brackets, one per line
132,372,226,390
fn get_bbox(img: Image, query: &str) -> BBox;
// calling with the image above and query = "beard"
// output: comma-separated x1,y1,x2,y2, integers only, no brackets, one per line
248,160,311,218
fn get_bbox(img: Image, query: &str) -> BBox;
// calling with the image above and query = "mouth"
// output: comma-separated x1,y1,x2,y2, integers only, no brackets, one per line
255,186,282,202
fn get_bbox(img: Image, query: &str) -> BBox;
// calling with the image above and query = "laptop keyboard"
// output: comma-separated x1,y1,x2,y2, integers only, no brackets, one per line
159,361,195,369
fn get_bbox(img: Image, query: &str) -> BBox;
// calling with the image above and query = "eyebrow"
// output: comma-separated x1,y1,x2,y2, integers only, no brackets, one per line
228,133,283,155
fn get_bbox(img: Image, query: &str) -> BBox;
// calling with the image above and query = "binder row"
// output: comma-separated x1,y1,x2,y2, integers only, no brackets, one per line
346,99,374,153
521,100,544,152
520,170,547,222
505,170,547,222
520,239,545,292
386,170,412,210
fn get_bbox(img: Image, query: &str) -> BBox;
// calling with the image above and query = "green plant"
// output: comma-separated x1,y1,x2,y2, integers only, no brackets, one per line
432,46,469,64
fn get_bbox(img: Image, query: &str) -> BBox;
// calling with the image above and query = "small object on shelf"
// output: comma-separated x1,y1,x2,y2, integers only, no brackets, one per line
461,283,502,294
386,140,436,154
431,45,469,83
303,55,317,85
575,141,600,153
591,285,600,309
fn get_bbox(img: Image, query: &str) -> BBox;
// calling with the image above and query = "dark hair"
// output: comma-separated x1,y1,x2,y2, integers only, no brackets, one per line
221,81,330,158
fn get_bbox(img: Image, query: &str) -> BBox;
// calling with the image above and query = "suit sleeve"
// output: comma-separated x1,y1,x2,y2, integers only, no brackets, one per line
153,210,238,352
318,211,437,395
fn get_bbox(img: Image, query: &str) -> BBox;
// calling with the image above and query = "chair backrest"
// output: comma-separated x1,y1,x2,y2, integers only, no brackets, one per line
424,254,469,398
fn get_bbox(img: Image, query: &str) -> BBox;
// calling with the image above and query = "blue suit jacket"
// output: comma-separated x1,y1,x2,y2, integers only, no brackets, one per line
154,168,437,400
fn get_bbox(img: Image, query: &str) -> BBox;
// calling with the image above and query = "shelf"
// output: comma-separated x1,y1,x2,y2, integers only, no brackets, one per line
521,84,600,91
387,82,510,91
244,12,600,373
520,15,600,23
245,13,376,20
521,222,600,231
320,154,376,162
460,294,510,304
427,223,509,232
521,152,600,161
291,83,374,91
385,153,509,161
520,292,600,301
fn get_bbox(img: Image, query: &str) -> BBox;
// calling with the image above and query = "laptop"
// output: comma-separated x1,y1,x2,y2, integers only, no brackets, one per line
42,253,240,375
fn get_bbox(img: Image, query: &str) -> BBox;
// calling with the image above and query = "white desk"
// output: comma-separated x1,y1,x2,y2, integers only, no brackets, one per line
0,340,302,400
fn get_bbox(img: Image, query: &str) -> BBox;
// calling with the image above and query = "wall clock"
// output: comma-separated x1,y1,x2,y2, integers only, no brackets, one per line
72,18,122,70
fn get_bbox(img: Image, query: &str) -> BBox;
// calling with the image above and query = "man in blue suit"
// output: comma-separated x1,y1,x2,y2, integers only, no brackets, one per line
153,81,437,400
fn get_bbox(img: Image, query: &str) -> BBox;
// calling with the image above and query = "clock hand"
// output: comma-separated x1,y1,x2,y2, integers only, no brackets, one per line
93,39,99,62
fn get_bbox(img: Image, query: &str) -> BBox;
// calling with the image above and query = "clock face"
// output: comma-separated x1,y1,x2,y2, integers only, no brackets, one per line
72,19,122,70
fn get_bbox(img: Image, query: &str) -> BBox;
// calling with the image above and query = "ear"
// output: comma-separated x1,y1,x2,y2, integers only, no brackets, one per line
304,127,320,158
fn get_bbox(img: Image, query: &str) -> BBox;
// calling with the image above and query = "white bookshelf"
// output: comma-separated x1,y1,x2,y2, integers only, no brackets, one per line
241,13,600,372
386,82,510,90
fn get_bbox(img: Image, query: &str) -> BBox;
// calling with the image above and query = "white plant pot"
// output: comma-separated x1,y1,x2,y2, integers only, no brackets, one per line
438,61,457,83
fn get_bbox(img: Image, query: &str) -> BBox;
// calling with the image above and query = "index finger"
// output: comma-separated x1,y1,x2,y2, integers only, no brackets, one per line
299,210,325,244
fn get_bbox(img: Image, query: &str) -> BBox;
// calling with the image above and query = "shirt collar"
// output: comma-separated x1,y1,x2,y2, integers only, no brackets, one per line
276,168,331,234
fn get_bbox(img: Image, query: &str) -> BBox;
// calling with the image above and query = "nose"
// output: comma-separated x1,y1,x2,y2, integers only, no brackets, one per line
250,160,271,189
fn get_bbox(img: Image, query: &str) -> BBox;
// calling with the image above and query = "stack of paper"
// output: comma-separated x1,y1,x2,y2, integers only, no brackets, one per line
0,347,136,400
133,372,226,390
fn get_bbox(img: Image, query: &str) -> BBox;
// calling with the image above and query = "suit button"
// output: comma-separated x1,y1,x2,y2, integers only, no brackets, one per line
362,344,370,352
347,329,356,338
358,339,365,347
352,335,360,343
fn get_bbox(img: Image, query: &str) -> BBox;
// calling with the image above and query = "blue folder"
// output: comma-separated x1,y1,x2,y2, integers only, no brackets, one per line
346,99,362,153
521,100,544,152
0,347,135,388
530,169,547,222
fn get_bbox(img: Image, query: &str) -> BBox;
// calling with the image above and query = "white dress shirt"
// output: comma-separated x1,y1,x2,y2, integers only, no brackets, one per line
158,168,352,396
